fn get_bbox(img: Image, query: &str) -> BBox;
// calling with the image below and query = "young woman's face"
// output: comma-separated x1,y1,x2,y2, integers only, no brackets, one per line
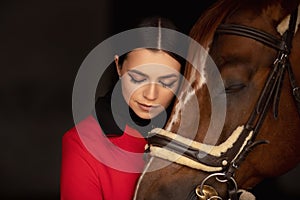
116,49,182,119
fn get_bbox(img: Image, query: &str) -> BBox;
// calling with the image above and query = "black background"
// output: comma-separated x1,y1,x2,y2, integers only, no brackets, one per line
1,0,299,199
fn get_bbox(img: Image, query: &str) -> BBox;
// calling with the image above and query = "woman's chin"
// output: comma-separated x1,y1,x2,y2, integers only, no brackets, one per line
136,111,160,120
136,113,152,120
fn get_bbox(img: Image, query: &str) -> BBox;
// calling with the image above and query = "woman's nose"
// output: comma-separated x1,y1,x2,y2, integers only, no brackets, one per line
143,83,158,100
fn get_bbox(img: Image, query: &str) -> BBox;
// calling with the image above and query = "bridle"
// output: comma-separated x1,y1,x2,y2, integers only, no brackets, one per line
145,7,300,200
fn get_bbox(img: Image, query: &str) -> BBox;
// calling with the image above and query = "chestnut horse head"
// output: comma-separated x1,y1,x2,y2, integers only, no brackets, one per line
134,0,300,199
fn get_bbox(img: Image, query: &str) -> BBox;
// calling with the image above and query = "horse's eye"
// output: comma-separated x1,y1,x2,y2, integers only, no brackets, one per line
225,83,246,93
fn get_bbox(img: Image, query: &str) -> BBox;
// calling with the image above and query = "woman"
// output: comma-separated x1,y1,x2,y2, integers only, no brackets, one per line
60,16,185,200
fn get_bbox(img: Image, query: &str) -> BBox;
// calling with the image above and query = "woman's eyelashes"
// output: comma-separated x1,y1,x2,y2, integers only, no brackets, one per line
128,72,147,84
158,74,179,89
127,71,178,89
158,79,177,88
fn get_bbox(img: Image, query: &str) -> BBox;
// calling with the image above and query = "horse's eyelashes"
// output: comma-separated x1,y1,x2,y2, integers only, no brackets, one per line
225,83,246,93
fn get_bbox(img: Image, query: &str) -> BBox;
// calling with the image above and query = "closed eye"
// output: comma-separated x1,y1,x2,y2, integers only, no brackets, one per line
225,83,246,93
159,80,177,88
128,71,147,84
158,75,178,89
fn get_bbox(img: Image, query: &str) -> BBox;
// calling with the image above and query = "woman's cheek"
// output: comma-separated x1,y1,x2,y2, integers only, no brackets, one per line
120,78,139,103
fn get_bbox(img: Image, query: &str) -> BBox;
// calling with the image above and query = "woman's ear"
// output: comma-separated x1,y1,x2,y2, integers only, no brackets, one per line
114,55,121,77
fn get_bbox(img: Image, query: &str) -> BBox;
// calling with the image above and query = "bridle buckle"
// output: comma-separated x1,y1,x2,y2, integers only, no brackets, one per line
293,87,300,102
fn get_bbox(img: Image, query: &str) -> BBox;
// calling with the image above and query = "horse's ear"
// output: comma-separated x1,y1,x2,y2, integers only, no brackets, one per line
277,2,300,35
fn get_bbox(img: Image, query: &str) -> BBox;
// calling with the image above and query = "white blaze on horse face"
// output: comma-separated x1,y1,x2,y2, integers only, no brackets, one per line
165,44,208,131
297,4,300,33
187,43,209,90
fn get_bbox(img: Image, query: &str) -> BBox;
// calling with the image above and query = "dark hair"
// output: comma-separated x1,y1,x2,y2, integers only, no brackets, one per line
117,16,186,70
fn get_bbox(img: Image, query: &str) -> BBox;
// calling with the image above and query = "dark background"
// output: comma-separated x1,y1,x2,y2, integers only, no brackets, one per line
1,0,299,199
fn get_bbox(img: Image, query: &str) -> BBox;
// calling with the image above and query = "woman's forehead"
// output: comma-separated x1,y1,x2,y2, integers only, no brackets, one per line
127,64,180,78
124,49,181,71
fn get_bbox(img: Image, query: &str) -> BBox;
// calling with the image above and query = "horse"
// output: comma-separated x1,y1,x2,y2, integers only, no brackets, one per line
134,0,300,199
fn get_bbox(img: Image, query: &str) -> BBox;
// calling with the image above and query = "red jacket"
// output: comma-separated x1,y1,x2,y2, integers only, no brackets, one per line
60,115,147,200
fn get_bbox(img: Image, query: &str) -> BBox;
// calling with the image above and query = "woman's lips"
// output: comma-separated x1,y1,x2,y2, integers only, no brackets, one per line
137,102,159,112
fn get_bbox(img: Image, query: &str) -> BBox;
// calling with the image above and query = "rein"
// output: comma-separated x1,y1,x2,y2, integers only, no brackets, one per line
146,7,300,200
